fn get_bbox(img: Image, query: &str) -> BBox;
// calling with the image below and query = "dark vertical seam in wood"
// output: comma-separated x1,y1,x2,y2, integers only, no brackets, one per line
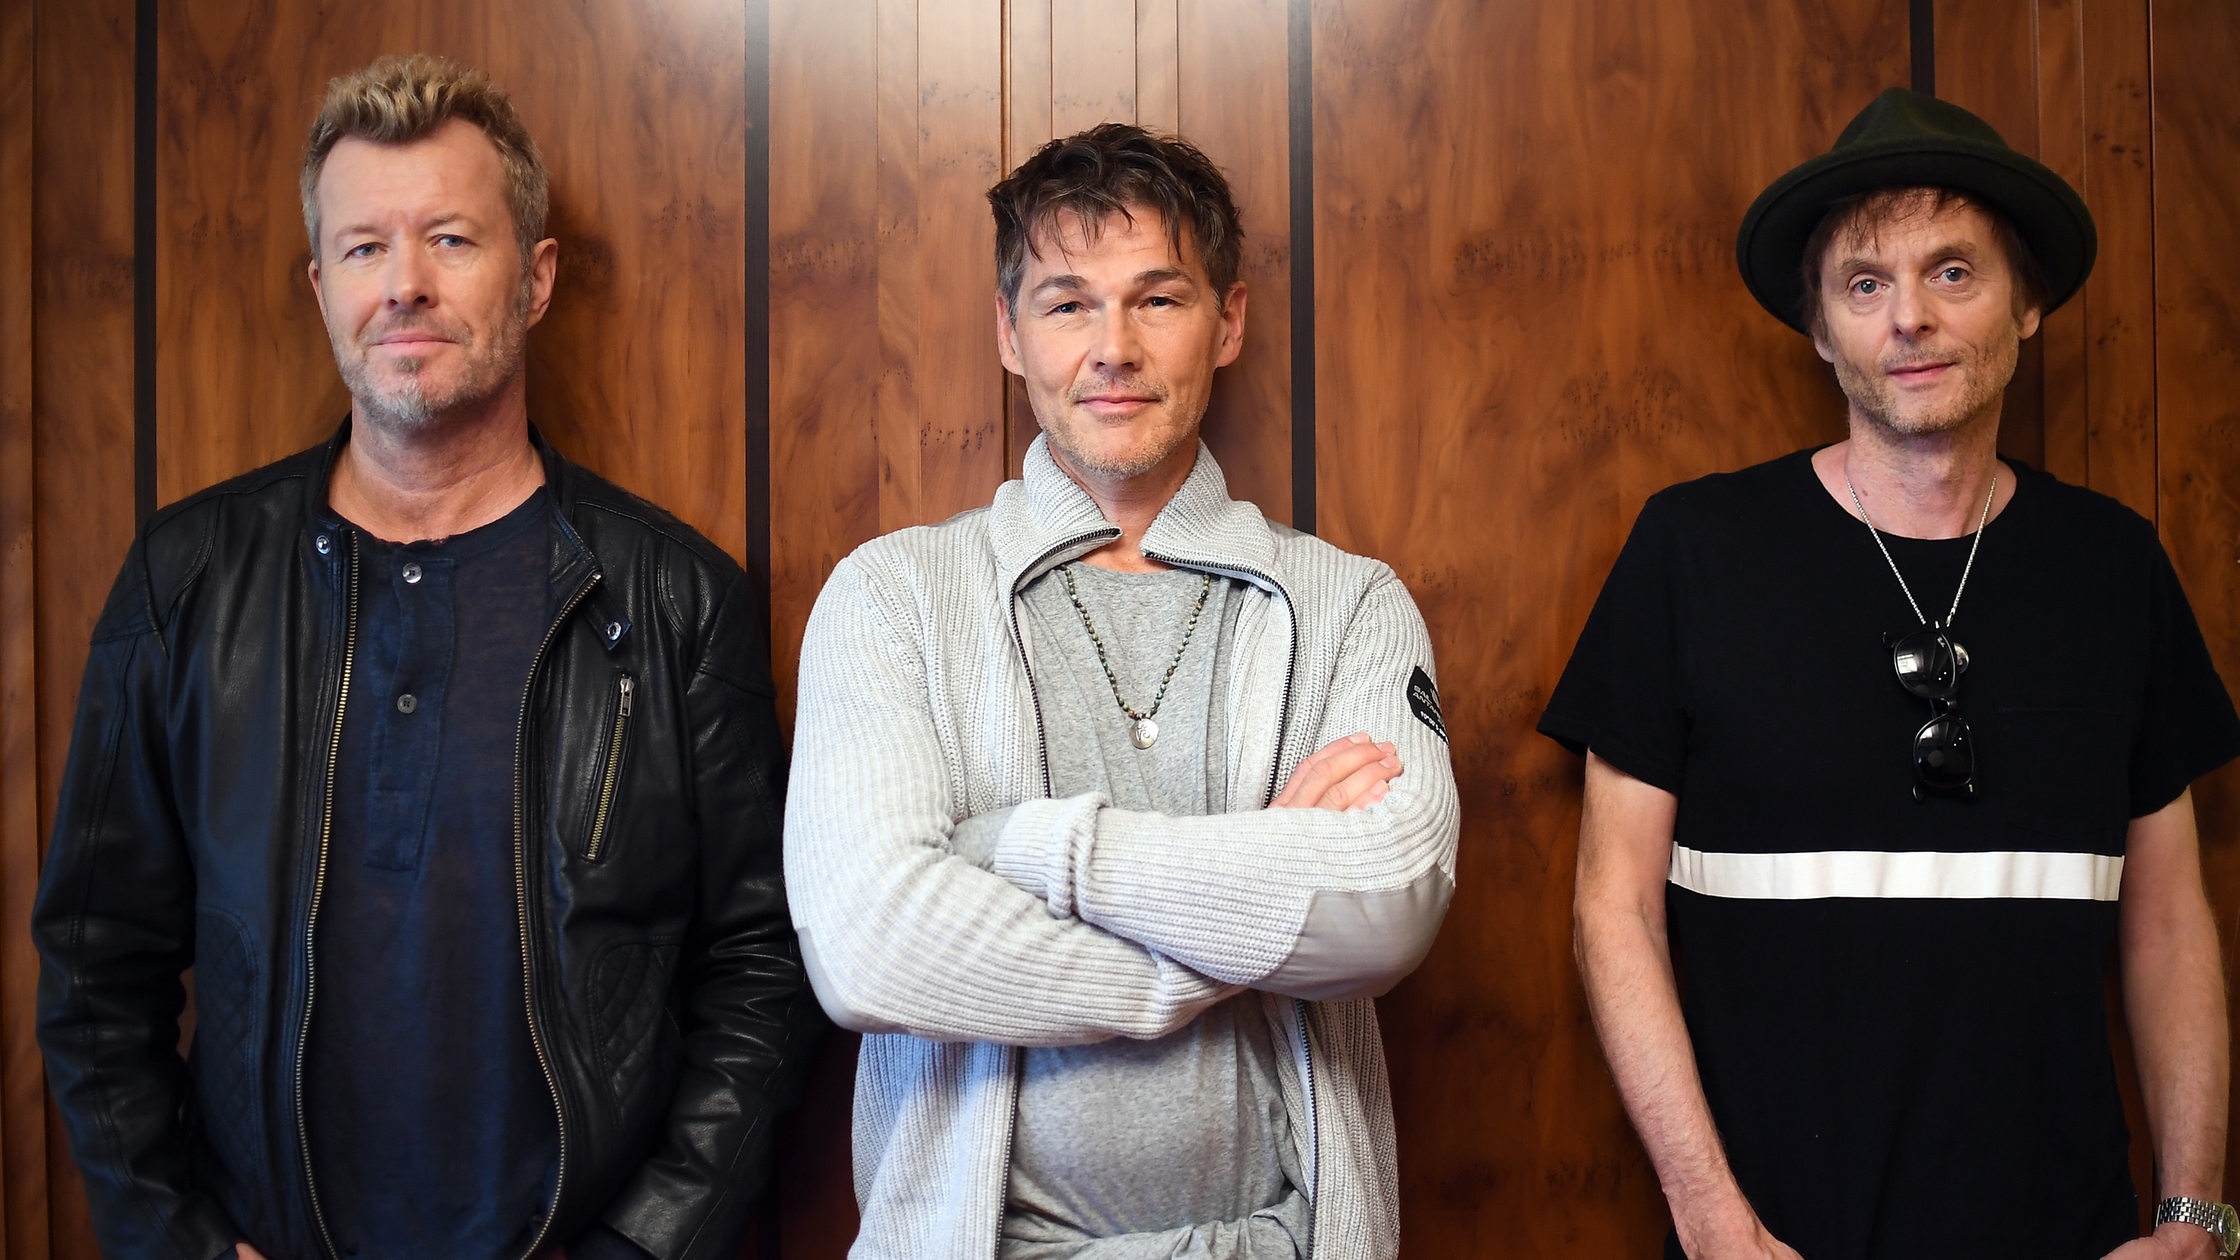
745,0,772,614
132,0,154,522
1911,0,1936,96
1287,0,1314,535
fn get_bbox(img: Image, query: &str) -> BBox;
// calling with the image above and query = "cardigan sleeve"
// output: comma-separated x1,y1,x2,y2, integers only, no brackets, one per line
784,553,1239,1046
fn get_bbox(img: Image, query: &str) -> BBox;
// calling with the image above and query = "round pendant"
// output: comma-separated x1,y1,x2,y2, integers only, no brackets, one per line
1131,717,1159,749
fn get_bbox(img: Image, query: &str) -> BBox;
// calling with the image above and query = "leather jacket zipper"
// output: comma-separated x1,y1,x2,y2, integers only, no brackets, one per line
512,573,601,1260
585,674,634,861
294,532,357,1260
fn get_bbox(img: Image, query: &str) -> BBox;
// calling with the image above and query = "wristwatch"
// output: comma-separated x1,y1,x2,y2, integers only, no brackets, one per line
2156,1195,2240,1257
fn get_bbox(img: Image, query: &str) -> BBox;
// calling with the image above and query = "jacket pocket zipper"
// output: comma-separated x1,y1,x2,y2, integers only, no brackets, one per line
585,674,634,861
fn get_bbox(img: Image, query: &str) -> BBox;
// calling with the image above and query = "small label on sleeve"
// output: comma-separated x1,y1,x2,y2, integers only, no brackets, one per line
1407,666,1448,742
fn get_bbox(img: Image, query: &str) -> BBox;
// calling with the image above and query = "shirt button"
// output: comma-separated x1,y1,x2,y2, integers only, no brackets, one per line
402,562,423,584
315,534,332,555
396,693,418,714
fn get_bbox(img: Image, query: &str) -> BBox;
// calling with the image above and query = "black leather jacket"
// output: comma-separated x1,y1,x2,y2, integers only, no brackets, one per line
33,425,813,1260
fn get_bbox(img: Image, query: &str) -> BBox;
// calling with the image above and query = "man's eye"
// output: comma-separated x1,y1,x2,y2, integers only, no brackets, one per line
1145,295,1178,308
1048,301,1083,315
1851,277,1880,296
1939,266,1968,282
434,234,467,249
344,243,379,260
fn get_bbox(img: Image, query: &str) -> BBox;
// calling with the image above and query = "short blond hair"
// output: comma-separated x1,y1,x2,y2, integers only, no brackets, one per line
300,53,549,266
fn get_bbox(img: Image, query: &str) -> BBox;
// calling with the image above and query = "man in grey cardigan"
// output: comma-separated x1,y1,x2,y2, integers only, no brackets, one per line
785,124,1461,1260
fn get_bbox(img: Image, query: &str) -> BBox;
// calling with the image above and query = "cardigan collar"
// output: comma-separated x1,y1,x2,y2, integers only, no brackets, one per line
988,434,1287,596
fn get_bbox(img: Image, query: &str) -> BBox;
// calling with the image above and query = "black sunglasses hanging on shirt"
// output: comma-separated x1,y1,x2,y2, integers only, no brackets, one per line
1887,624,1977,800
1844,463,1998,803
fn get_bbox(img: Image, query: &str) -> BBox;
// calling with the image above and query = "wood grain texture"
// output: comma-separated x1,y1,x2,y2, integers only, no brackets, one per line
32,0,137,1251
154,0,751,562
1,0,47,1252
1135,0,1179,136
879,0,1006,535
769,2,1006,1252
772,0,880,721
2077,0,2157,518
2149,0,2240,1206
1005,0,1054,171
2034,0,2091,485
1177,0,1290,526
1311,0,1897,1251
1050,0,1136,134
767,2,878,1241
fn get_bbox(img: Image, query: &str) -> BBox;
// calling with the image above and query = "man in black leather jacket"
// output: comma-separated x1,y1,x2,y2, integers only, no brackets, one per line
32,54,811,1260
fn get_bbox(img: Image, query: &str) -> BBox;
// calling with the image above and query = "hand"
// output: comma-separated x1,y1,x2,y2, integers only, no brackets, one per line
1271,732,1401,811
2103,1223,2221,1260
235,1245,270,1260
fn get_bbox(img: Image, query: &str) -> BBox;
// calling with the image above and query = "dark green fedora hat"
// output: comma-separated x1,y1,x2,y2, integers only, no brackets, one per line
1736,87,2097,334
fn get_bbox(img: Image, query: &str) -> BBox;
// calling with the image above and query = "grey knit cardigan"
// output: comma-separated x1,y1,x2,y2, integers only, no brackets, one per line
785,438,1461,1259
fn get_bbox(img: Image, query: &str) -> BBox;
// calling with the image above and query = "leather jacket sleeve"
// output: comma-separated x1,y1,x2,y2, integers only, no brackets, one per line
597,564,817,1260
32,538,242,1260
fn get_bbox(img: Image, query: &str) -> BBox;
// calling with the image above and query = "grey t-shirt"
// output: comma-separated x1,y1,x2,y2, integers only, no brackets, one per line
1001,562,1311,1260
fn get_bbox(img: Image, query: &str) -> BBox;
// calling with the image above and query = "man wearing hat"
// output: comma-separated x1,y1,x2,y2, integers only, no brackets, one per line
1544,89,2240,1259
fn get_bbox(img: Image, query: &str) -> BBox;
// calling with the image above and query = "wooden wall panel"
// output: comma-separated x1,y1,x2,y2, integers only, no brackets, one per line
2151,0,2240,1200
1312,0,1898,1251
2,0,46,1254
30,0,139,1251
1050,0,1138,134
1135,0,1180,136
153,0,751,561
2076,0,2158,520
1177,0,1291,526
768,1,1007,1252
2032,0,2091,483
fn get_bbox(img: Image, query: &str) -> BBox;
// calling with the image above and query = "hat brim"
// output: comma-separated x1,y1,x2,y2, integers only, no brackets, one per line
1737,140,2098,334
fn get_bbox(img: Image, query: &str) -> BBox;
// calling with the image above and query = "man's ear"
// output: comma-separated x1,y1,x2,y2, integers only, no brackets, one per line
1214,281,1248,368
996,293,1023,376
2016,302,2043,342
521,237,560,329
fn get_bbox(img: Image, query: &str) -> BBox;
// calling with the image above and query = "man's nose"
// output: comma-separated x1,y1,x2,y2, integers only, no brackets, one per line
1889,277,1932,337
384,245,436,310
1093,312,1144,371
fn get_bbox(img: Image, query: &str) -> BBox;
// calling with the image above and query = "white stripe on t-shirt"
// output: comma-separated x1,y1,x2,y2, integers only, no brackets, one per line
1667,844,2124,901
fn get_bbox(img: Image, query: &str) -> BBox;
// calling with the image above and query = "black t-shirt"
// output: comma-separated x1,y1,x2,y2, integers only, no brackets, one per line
308,490,559,1259
1539,449,2240,1260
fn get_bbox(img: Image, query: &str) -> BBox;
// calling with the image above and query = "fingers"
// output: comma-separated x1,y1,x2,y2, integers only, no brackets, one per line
1319,747,1402,811
1274,733,1381,806
236,1245,271,1260
1273,732,1401,811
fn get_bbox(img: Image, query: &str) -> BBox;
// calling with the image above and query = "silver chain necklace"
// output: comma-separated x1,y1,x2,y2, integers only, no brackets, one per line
1842,465,1998,627
1059,563,1213,749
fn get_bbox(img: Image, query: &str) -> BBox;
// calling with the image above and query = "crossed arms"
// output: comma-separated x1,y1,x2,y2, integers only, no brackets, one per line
783,554,1461,1048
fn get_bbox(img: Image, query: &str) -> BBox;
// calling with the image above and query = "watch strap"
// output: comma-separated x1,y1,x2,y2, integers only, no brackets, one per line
2155,1196,2240,1257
